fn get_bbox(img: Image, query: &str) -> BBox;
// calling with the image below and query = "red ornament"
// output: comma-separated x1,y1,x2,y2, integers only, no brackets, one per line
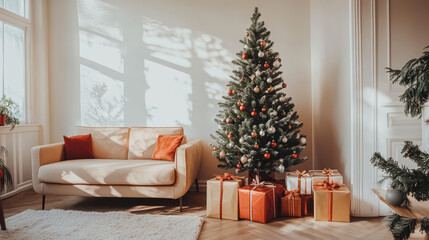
292,153,298,159
264,152,271,159
282,82,287,88
0,169,3,179
241,78,244,82
242,53,248,60
228,89,233,95
251,110,257,117
254,143,259,149
288,125,292,129
261,107,267,112
239,105,246,111
251,132,257,138
245,32,249,37
237,163,242,169
271,141,277,148
260,40,266,47
228,133,233,139
278,58,282,62
264,62,269,68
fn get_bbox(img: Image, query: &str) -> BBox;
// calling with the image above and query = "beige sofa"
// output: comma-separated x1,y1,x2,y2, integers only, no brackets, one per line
31,126,203,211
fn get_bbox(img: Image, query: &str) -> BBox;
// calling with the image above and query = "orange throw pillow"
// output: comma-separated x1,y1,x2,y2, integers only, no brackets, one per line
63,134,94,160
151,135,184,161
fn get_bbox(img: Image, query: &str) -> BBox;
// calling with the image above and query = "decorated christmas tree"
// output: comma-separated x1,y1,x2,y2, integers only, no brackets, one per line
371,46,429,240
211,7,307,176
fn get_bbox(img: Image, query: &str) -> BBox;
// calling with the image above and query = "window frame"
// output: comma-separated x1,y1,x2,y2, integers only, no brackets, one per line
0,3,32,124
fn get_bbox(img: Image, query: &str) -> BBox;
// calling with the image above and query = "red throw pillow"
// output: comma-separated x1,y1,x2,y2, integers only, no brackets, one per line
63,134,94,160
151,135,184,161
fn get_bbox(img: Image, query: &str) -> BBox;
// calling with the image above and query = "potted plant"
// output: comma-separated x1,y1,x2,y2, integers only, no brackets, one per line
0,96,20,129
0,145,12,230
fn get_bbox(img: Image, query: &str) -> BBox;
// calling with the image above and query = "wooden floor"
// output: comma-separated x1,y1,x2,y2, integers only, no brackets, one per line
1,189,426,239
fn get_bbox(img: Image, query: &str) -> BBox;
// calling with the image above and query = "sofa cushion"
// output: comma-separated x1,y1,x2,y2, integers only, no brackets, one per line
38,159,175,186
128,127,185,159
75,126,130,159
151,135,184,161
63,134,94,160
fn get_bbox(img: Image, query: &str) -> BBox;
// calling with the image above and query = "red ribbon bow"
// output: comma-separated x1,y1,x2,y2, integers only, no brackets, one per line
215,173,240,181
322,181,340,190
285,188,300,199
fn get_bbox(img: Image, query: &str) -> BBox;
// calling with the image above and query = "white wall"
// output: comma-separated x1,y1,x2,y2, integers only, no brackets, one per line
310,0,351,188
47,0,312,181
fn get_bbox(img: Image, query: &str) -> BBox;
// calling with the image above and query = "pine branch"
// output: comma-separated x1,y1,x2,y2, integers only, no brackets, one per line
385,214,417,240
401,141,429,168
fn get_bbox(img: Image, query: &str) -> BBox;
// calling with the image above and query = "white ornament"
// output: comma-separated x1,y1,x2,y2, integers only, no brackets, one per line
282,137,288,143
240,155,248,164
271,110,278,116
219,150,226,158
250,75,255,81
253,86,260,93
244,44,248,49
239,137,245,144
258,51,264,58
278,164,285,173
296,133,300,139
300,137,307,145
235,169,240,173
255,70,261,77
279,96,286,102
268,126,276,134
228,142,235,148
266,77,273,84
279,158,284,163
273,60,281,68
259,130,266,136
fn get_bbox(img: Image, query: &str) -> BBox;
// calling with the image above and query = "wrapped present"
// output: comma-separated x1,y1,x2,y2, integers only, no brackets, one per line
238,177,284,223
280,189,302,217
301,195,313,216
310,168,343,186
286,170,312,195
313,181,350,222
206,173,244,220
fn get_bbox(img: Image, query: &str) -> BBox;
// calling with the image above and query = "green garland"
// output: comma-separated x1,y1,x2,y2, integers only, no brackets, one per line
386,214,417,240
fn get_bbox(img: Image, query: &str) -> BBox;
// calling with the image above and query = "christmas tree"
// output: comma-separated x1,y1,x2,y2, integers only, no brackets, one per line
371,46,429,240
211,7,307,176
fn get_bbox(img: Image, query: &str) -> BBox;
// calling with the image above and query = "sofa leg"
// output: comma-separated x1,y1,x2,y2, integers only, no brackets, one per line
179,197,183,212
42,195,45,210
195,178,199,192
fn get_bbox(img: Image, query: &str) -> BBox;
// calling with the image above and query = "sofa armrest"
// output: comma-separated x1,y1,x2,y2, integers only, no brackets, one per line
173,139,203,198
31,143,65,194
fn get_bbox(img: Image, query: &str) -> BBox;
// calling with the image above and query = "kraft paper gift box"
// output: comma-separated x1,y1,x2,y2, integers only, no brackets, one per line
280,189,302,217
238,183,284,223
313,182,350,222
286,170,312,195
309,168,343,186
206,173,244,220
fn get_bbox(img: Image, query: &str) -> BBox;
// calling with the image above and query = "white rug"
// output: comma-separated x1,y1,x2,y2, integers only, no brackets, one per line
1,209,204,240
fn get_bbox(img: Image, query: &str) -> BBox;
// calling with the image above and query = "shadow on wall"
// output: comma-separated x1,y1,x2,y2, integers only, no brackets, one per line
75,0,234,180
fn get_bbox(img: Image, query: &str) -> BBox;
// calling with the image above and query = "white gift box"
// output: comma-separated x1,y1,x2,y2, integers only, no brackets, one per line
309,169,343,186
286,170,312,195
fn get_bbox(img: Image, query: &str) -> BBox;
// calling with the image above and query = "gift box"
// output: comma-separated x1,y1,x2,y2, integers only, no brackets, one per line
238,181,284,223
301,195,313,216
313,182,350,222
309,168,343,186
286,170,312,195
206,173,244,220
280,189,302,217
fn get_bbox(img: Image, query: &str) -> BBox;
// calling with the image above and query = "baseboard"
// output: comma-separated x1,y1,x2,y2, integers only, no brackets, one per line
0,180,33,200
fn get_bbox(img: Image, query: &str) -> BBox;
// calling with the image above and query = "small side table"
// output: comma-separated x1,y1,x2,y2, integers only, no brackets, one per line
0,198,5,230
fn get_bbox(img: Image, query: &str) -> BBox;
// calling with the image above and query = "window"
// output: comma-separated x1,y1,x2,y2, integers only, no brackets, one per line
0,0,30,19
0,0,30,122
